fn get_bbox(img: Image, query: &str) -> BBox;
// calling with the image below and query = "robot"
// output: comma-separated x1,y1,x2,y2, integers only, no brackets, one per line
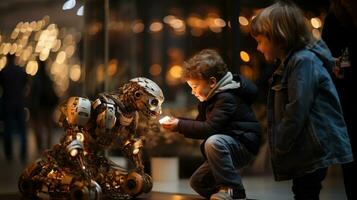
18,77,164,199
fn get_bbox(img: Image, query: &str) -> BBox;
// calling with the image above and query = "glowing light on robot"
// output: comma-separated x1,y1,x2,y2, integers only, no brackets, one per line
76,132,84,142
77,5,84,16
62,0,76,10
70,149,78,157
133,149,139,155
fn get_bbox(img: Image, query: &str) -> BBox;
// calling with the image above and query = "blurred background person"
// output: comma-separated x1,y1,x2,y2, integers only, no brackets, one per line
321,0,357,199
27,61,59,153
0,55,28,163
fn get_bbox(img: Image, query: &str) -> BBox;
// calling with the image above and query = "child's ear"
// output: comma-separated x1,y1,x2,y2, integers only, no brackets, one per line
209,77,217,88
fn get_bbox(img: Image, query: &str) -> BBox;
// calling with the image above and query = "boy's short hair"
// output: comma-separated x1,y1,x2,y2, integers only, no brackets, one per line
250,1,314,51
183,49,228,81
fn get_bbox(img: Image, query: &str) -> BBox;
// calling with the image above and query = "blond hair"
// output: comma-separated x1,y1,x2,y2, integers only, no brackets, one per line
183,49,228,81
250,1,314,51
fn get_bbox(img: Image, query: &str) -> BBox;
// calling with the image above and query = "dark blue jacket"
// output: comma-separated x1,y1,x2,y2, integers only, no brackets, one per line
267,40,353,181
177,74,261,155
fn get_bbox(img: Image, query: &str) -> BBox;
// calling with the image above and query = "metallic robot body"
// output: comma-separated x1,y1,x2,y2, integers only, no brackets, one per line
18,78,164,200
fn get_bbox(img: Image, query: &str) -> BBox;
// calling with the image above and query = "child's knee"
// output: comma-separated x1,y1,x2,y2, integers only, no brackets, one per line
204,135,226,152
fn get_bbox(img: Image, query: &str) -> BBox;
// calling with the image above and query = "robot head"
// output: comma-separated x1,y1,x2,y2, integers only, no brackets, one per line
124,77,164,119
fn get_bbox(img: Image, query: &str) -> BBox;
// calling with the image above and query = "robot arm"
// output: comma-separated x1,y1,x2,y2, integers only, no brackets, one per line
122,138,145,173
92,94,117,131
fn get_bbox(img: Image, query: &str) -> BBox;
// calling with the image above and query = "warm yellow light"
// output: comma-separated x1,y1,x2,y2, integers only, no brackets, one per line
39,48,50,61
52,39,61,52
35,20,44,31
311,18,322,29
187,16,206,29
64,34,74,46
21,46,33,61
214,18,226,27
15,44,24,56
16,21,23,29
26,60,39,76
239,16,249,26
56,51,66,64
149,64,162,76
240,51,250,62
0,56,7,71
108,59,118,76
3,43,11,55
10,43,18,55
132,21,145,33
30,21,37,30
11,28,19,40
96,64,104,83
50,62,64,76
169,65,183,79
163,15,176,24
150,22,163,32
69,64,81,81
20,22,29,33
170,19,184,29
65,45,75,58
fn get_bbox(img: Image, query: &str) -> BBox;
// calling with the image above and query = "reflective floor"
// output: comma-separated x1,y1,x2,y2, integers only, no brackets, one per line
0,129,347,200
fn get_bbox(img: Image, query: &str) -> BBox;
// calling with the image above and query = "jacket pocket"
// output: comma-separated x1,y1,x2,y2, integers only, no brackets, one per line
269,83,288,152
272,119,326,175
271,83,288,123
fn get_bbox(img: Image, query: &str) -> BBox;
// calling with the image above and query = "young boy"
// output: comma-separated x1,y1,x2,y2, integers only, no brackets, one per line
250,1,353,199
162,49,261,200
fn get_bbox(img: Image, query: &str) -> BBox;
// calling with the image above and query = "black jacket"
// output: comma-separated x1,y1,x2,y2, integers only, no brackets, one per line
177,74,261,154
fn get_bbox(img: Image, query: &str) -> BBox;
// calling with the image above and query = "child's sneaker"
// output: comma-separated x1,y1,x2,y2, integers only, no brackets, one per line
210,187,246,200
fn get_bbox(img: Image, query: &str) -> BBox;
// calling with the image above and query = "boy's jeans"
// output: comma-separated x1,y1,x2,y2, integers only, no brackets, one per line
292,167,327,200
190,134,253,198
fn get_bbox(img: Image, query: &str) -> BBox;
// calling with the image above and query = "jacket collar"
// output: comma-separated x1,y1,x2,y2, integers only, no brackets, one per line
206,71,240,100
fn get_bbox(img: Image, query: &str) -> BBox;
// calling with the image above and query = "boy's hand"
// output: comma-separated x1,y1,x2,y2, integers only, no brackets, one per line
160,116,179,131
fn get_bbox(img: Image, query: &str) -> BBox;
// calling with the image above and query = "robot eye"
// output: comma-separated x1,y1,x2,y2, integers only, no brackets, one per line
134,91,142,98
149,98,158,107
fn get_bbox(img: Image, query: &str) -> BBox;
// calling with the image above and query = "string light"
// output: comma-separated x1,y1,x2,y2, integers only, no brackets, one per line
0,16,81,97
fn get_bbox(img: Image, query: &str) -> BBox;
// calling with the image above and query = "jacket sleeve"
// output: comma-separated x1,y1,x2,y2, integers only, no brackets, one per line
275,56,316,153
177,93,237,139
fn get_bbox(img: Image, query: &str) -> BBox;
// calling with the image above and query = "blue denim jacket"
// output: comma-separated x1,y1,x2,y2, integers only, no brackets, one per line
267,40,353,181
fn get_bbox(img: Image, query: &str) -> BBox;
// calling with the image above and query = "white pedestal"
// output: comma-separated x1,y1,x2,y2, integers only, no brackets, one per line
151,157,179,182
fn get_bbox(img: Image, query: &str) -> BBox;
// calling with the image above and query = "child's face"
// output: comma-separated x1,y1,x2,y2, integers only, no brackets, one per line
187,78,216,102
254,34,280,62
